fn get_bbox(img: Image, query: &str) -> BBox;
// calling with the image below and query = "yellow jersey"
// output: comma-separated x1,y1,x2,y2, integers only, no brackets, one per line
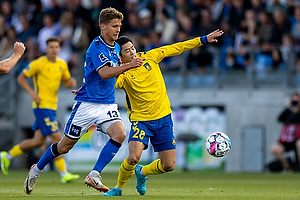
23,56,71,110
115,37,203,121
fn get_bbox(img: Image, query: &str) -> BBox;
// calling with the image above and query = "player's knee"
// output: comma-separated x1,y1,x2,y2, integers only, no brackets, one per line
127,155,140,165
162,162,175,172
33,140,44,147
112,131,126,144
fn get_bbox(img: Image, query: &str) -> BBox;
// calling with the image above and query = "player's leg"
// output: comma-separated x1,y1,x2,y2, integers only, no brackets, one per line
48,131,79,183
86,121,125,193
1,129,46,175
103,141,144,196
86,104,125,193
24,135,77,195
135,114,175,195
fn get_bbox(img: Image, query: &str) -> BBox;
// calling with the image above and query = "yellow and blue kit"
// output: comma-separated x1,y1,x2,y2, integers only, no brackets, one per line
115,37,204,122
23,56,71,135
23,55,71,110
116,36,205,151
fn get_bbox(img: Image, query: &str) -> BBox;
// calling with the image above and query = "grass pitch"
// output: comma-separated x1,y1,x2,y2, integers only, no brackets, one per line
1,168,300,200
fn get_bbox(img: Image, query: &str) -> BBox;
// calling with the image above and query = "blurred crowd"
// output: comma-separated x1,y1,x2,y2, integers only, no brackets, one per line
1,0,300,76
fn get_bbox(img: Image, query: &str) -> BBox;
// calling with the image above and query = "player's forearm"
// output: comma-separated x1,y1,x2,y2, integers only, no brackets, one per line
0,53,22,74
99,65,131,80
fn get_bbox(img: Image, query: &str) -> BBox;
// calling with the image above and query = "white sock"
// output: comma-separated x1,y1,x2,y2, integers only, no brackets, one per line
60,170,68,177
139,166,145,176
6,153,12,160
32,165,42,175
89,170,100,176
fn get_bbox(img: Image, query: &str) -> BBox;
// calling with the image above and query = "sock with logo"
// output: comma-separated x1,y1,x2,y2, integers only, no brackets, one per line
92,139,121,172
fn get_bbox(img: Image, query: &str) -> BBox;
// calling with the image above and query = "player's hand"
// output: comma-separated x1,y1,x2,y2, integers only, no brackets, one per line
71,89,79,95
13,42,26,57
31,93,40,104
130,58,145,69
207,29,224,43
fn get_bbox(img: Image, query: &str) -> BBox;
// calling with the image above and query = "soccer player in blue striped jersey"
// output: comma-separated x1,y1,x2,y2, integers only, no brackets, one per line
24,8,145,195
103,29,224,196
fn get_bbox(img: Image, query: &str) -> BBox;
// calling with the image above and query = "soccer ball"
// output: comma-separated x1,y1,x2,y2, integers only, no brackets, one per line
205,132,231,157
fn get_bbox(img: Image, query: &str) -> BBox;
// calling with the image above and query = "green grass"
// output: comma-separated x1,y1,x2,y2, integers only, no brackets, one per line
1,169,300,200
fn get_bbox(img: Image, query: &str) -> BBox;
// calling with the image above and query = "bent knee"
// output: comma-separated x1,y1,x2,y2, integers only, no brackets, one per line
127,156,140,165
162,163,175,172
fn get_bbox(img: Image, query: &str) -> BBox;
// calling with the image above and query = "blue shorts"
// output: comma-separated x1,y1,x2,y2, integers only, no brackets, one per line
32,108,59,136
128,114,176,152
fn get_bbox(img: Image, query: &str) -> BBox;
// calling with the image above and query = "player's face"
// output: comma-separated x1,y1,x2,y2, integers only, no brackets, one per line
120,42,137,64
46,41,60,61
101,18,122,45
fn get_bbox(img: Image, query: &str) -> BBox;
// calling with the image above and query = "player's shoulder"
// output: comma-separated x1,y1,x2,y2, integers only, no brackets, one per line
30,55,46,65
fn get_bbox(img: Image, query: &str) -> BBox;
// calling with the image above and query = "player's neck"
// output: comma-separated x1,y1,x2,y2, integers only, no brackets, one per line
47,56,56,62
101,34,114,46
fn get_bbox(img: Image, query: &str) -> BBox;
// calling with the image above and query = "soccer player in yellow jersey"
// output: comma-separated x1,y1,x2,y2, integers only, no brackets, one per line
0,41,25,74
103,29,224,196
0,36,79,184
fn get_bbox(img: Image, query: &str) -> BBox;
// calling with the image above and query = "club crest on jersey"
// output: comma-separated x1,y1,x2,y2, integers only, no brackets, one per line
99,53,108,62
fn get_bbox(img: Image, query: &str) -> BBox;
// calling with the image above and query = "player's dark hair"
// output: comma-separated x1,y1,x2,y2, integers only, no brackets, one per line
116,36,133,56
46,36,61,46
98,7,123,25
116,35,132,47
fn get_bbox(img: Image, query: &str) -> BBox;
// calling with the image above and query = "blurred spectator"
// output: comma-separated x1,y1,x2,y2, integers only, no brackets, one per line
224,51,245,70
13,0,28,16
266,0,287,14
280,34,294,63
175,8,193,37
216,0,232,25
154,0,175,20
249,0,266,16
27,1,44,31
270,92,300,172
57,10,75,63
36,13,60,53
1,0,21,33
290,5,300,39
268,48,285,70
6,26,18,46
229,0,246,35
17,14,37,43
154,8,178,44
257,10,273,44
138,8,155,36
269,8,291,46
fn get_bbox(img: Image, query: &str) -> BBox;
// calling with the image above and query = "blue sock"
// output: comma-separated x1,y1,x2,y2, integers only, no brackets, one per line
37,143,60,170
93,139,121,172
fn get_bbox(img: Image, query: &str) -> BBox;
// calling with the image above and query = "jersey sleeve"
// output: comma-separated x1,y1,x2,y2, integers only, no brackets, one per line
115,73,126,89
90,43,112,71
22,59,40,77
147,37,202,63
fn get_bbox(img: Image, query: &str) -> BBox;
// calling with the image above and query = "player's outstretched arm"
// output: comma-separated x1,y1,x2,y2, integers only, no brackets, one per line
205,29,224,43
0,42,25,74
98,57,145,80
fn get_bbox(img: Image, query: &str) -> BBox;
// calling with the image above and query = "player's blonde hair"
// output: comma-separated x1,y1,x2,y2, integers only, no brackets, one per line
98,7,123,26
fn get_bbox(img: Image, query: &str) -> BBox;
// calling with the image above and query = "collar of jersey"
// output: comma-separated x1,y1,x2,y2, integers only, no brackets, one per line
98,36,115,48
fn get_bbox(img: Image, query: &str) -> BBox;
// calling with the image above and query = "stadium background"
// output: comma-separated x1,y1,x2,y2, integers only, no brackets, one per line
0,0,299,173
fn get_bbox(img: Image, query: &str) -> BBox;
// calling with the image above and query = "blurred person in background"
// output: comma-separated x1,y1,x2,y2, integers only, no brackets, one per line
0,37,79,184
0,41,25,74
271,92,300,171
